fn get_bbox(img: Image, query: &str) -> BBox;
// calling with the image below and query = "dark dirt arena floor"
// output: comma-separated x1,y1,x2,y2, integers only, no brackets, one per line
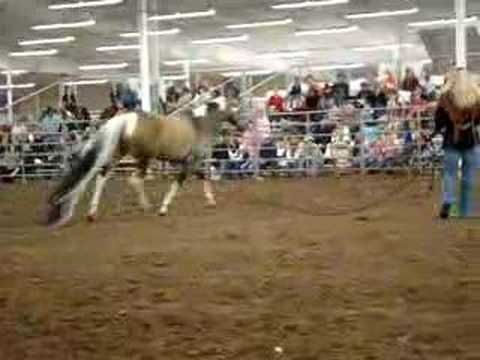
0,175,478,360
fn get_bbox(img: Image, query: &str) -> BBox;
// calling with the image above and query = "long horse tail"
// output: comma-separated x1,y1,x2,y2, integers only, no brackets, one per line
46,112,137,228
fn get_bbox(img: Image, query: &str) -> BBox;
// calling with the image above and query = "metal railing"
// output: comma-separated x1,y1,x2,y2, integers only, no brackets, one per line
0,106,443,181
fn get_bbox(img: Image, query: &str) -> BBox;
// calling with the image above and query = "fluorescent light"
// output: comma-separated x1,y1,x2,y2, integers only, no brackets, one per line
96,44,139,52
419,59,433,66
31,19,96,31
0,83,35,90
345,7,418,19
119,28,181,38
1,70,28,76
149,9,216,22
295,25,359,36
164,59,210,66
163,75,187,81
192,34,249,45
353,43,415,52
311,63,366,71
408,16,478,28
18,36,75,46
9,49,59,57
64,79,109,86
258,50,309,59
226,18,293,29
48,0,123,9
79,62,128,71
222,70,273,77
272,0,349,10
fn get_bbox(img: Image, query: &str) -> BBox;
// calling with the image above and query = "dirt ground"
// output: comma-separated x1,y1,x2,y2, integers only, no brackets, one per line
0,175,478,360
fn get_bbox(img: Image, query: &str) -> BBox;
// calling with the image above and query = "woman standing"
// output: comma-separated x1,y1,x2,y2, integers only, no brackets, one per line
434,69,479,218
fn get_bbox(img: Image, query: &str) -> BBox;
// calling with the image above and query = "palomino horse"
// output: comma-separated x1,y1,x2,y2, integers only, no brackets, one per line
46,96,240,228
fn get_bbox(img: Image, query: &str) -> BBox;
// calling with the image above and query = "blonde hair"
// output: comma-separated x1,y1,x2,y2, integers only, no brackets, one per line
442,69,480,109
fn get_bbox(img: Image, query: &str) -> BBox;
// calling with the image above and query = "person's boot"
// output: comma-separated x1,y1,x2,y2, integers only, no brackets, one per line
439,203,451,219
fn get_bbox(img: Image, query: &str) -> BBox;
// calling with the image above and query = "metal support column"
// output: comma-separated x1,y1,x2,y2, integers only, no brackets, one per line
149,0,162,113
6,72,13,125
455,0,467,68
183,61,191,89
138,0,151,112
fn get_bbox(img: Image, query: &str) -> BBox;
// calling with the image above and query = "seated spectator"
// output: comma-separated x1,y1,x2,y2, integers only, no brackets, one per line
259,137,278,170
305,75,321,110
420,71,436,101
401,67,420,92
226,135,248,178
286,76,306,110
267,88,286,113
333,72,350,107
357,82,377,108
383,70,399,96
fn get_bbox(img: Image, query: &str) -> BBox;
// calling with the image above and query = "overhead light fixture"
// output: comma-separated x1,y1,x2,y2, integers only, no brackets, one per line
311,63,366,71
1,69,28,76
96,44,139,52
0,83,35,90
64,79,109,86
48,0,123,10
419,59,433,65
222,70,273,77
119,28,181,38
149,9,216,22
295,25,359,36
79,62,129,71
31,19,96,31
18,36,76,46
258,50,309,59
345,7,419,19
9,49,59,57
226,18,293,29
163,59,210,66
408,16,478,28
163,75,188,81
192,34,249,45
353,43,415,52
272,0,349,10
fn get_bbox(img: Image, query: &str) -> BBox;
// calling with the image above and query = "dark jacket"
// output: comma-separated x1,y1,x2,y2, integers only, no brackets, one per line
434,95,479,150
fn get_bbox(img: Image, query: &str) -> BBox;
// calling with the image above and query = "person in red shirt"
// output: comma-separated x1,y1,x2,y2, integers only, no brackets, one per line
267,88,285,113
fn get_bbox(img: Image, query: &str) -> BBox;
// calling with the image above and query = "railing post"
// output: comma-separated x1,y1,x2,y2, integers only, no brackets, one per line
416,110,422,173
359,108,366,175
306,112,311,138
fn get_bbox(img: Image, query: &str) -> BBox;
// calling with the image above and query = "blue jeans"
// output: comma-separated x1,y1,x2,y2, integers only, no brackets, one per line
443,147,478,217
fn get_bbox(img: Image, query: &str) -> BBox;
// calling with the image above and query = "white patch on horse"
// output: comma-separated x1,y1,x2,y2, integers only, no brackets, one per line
124,113,139,137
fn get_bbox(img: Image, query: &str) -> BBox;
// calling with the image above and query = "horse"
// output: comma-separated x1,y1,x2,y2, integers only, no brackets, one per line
45,96,240,228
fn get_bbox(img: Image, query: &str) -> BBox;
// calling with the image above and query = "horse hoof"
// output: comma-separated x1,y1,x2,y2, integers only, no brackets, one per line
86,214,97,223
206,201,216,208
158,209,168,217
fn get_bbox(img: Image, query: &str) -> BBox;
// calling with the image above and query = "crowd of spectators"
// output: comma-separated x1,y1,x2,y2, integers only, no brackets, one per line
1,67,446,181
0,89,96,180
203,67,444,178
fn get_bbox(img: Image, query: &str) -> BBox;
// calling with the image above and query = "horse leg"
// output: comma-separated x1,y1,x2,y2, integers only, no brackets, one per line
128,160,151,212
203,177,216,207
159,166,188,216
87,166,111,222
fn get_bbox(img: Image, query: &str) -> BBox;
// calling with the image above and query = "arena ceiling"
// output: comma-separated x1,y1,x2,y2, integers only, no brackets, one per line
0,0,480,81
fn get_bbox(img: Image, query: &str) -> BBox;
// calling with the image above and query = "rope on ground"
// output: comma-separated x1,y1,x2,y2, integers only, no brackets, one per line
250,174,428,217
